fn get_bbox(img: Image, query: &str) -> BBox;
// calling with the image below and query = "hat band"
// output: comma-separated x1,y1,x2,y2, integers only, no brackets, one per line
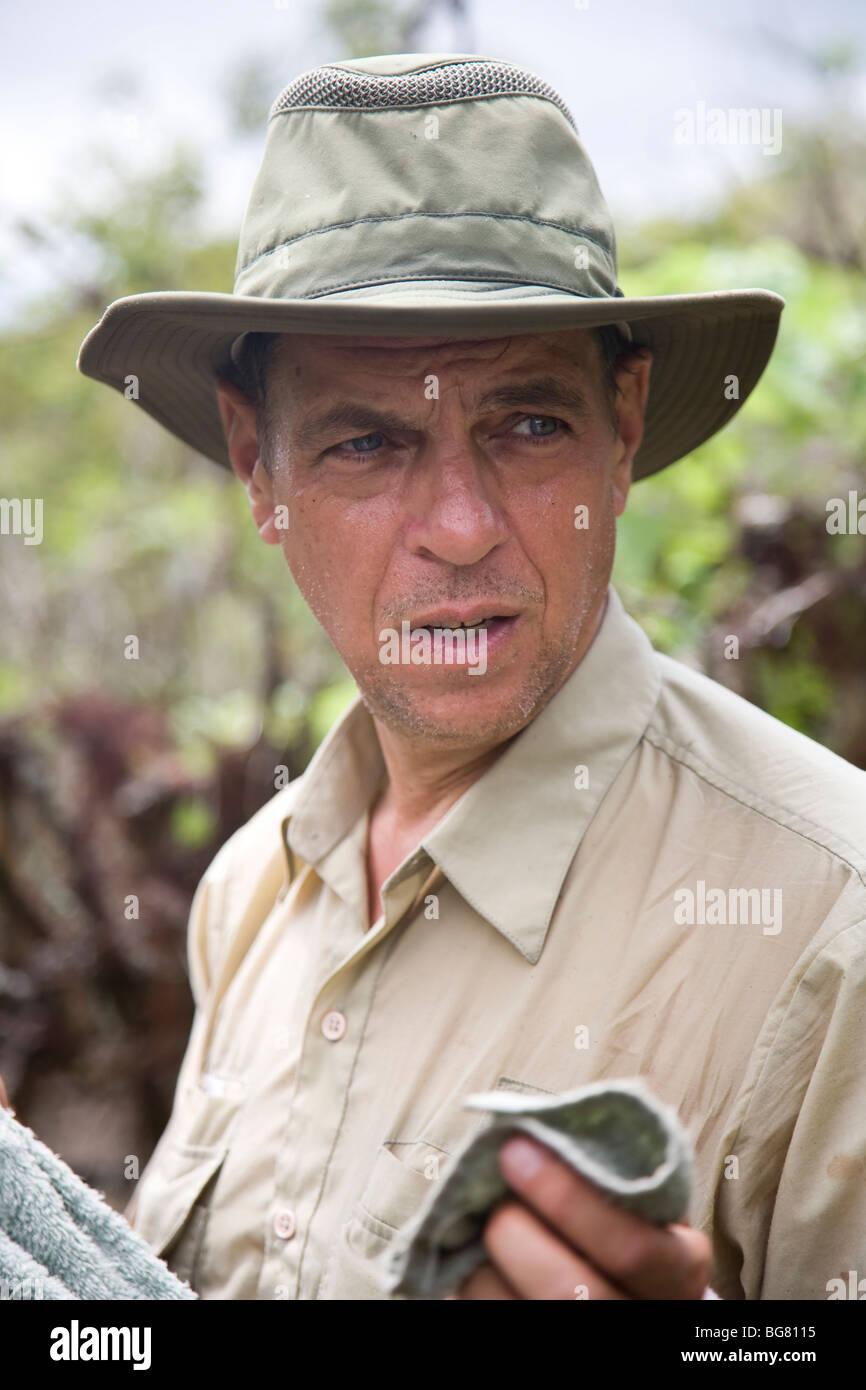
233,212,618,304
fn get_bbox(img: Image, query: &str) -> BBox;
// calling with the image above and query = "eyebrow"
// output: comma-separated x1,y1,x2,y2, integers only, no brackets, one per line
294,405,414,452
293,375,593,451
474,376,593,419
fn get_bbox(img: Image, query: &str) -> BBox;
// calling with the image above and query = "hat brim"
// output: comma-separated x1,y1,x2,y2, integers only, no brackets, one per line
76,284,784,481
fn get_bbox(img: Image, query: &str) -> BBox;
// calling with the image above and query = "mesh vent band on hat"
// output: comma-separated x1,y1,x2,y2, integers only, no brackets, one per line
269,59,577,129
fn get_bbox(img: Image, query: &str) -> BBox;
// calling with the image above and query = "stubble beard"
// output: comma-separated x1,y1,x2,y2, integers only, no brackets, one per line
356,557,611,750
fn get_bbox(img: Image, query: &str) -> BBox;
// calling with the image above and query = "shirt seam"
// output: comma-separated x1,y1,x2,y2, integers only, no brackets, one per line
725,915,866,1125
642,725,866,890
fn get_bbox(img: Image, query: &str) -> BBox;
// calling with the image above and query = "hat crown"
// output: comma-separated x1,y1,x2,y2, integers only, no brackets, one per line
268,53,578,129
234,52,620,307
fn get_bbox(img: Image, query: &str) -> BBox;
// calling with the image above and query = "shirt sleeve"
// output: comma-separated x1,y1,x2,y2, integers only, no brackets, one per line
710,917,866,1299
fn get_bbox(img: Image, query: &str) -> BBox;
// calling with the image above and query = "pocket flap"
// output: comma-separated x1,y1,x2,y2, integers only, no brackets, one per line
355,1142,446,1239
133,1146,227,1258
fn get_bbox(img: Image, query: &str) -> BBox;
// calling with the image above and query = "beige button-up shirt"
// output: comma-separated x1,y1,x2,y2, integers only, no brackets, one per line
128,586,866,1300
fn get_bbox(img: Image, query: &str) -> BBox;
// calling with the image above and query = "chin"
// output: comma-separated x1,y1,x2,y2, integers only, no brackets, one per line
360,672,543,744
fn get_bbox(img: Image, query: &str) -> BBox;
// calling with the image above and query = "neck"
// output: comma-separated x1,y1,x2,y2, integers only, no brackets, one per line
368,722,516,832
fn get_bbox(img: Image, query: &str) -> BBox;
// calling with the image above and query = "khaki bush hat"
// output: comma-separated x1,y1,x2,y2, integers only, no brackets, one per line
77,51,784,480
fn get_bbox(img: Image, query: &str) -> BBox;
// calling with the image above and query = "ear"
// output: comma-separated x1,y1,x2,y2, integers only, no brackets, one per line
611,348,653,515
214,378,282,545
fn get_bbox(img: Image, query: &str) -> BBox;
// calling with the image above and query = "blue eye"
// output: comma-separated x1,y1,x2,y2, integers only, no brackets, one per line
518,415,561,437
347,432,385,453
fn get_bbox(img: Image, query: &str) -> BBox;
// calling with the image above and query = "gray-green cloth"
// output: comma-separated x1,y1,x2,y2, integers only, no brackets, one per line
381,1078,694,1299
0,1106,197,1300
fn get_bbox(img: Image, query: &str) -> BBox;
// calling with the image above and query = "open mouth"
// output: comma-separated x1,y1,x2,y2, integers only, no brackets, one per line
414,615,515,633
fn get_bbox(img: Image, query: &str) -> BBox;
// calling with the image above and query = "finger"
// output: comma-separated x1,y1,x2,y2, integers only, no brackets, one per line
452,1261,519,1300
0,1075,10,1110
497,1136,711,1299
483,1199,627,1300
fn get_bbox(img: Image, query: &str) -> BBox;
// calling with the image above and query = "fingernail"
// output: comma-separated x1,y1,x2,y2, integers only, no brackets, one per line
499,1135,545,1181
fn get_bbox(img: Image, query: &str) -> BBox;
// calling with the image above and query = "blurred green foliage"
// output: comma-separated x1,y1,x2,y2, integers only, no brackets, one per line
613,235,866,648
0,162,359,788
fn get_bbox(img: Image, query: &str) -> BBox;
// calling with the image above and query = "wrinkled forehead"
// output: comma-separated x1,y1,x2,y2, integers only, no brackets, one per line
269,327,598,376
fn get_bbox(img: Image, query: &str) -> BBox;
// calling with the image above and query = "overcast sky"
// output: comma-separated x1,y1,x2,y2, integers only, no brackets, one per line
1,0,864,326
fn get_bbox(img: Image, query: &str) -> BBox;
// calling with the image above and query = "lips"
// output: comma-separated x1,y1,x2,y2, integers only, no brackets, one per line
408,606,521,630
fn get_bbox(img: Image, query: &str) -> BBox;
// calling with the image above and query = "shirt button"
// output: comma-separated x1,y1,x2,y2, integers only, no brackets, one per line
273,1208,296,1240
321,1009,347,1041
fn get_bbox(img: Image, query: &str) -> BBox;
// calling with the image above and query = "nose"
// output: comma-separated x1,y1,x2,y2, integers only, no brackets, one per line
404,438,511,567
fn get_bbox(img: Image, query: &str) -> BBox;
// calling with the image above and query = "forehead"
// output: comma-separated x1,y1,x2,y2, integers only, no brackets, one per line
268,328,599,380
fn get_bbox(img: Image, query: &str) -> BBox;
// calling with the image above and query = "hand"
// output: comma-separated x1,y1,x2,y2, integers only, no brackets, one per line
0,1073,10,1110
448,1134,712,1300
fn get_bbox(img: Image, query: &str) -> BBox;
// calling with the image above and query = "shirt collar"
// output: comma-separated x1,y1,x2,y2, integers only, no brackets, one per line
282,585,661,963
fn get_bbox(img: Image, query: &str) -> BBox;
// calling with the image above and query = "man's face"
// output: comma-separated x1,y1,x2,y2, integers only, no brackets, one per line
216,329,651,750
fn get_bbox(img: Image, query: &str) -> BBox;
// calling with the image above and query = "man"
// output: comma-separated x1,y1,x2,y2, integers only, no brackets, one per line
77,53,866,1301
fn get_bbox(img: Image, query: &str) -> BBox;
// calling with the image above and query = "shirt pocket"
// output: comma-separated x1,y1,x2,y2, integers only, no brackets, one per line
319,1076,554,1300
130,1079,245,1282
320,1140,448,1301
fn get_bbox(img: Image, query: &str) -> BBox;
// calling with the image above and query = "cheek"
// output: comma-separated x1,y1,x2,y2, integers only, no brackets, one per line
275,492,339,617
512,460,614,565
279,492,397,628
